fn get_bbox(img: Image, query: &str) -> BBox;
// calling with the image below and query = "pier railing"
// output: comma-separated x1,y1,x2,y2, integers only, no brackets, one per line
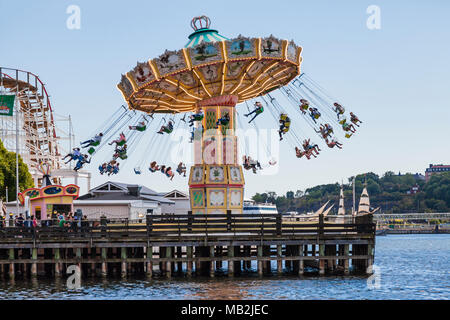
0,213,375,240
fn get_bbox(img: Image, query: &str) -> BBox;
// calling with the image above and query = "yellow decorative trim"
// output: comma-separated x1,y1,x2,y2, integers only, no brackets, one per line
189,165,205,185
206,187,227,209
141,88,196,104
164,78,203,101
241,73,291,100
207,208,226,214
182,48,192,70
256,38,262,59
240,66,290,99
227,165,244,184
220,41,227,96
282,40,288,61
126,72,139,92
192,69,212,97
148,59,160,81
205,165,227,184
236,61,278,95
229,60,256,95
228,187,244,209
189,188,205,208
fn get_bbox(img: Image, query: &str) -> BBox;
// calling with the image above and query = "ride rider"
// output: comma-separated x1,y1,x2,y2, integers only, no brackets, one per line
81,133,103,148
325,138,343,149
309,107,321,123
215,112,230,128
245,102,264,123
350,112,362,127
109,132,126,147
189,110,204,127
333,103,345,120
157,120,174,134
129,121,147,132
299,99,309,114
278,113,291,141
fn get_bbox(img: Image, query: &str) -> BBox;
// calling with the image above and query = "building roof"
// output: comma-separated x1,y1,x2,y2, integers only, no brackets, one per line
78,181,174,204
185,16,229,48
159,189,189,199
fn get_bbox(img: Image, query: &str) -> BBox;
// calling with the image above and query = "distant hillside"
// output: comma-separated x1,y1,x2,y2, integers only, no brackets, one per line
251,171,450,214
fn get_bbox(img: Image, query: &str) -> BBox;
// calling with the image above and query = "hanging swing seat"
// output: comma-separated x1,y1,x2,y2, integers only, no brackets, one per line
116,140,126,146
88,147,96,155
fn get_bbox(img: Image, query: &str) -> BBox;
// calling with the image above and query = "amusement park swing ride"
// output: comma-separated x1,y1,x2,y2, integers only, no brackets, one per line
1,16,363,216
113,16,362,214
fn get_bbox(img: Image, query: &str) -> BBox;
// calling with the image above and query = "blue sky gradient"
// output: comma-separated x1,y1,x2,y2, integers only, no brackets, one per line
1,0,449,197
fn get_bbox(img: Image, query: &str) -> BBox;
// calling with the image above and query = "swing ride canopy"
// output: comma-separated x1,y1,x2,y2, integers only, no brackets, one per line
117,16,303,113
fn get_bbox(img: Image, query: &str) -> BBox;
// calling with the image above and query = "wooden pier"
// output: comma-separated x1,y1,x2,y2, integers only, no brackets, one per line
0,213,375,279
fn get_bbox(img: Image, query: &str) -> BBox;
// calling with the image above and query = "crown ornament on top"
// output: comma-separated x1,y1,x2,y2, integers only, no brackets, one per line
190,16,211,31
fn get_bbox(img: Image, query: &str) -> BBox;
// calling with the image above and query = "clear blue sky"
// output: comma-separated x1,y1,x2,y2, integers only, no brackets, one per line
1,0,449,197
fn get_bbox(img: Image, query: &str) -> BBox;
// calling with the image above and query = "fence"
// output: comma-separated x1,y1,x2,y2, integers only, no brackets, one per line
0,213,375,240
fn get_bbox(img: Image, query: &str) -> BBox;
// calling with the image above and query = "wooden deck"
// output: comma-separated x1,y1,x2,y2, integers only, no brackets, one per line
0,213,376,279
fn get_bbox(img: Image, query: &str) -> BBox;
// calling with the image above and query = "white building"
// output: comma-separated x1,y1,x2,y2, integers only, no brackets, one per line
159,190,190,215
74,181,175,220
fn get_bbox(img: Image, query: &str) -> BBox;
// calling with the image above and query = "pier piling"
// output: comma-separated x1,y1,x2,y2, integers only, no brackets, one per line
0,213,375,280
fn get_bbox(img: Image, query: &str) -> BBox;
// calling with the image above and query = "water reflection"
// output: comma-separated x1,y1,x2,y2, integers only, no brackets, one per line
0,235,448,300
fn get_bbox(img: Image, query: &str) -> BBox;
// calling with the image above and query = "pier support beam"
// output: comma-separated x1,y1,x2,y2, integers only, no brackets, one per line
366,244,373,274
216,246,223,270
166,247,172,278
227,245,234,277
257,246,263,276
146,246,153,278
9,248,15,279
31,248,38,277
187,246,193,277
209,246,215,278
177,247,183,274
101,248,107,277
298,245,304,276
233,246,241,274
90,248,96,277
277,245,282,275
344,244,350,275
121,247,127,278
54,248,61,277
319,244,325,275
264,246,271,274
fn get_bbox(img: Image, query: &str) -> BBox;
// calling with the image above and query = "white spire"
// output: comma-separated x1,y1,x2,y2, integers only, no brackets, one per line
338,185,345,215
357,186,371,215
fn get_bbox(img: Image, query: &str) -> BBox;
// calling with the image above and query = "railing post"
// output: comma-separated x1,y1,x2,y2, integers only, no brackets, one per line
187,211,192,232
227,210,231,232
100,215,107,238
276,213,282,236
319,213,324,237
260,215,264,238
146,214,153,236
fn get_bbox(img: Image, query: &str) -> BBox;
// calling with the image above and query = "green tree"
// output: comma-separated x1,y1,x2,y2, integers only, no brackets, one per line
0,140,34,201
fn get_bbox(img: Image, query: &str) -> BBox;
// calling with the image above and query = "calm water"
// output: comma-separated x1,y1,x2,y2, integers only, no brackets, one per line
0,234,448,300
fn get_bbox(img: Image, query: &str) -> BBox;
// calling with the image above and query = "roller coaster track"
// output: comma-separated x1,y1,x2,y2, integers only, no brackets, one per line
0,67,60,177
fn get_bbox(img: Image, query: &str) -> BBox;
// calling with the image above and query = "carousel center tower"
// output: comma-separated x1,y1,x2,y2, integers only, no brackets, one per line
117,16,303,214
